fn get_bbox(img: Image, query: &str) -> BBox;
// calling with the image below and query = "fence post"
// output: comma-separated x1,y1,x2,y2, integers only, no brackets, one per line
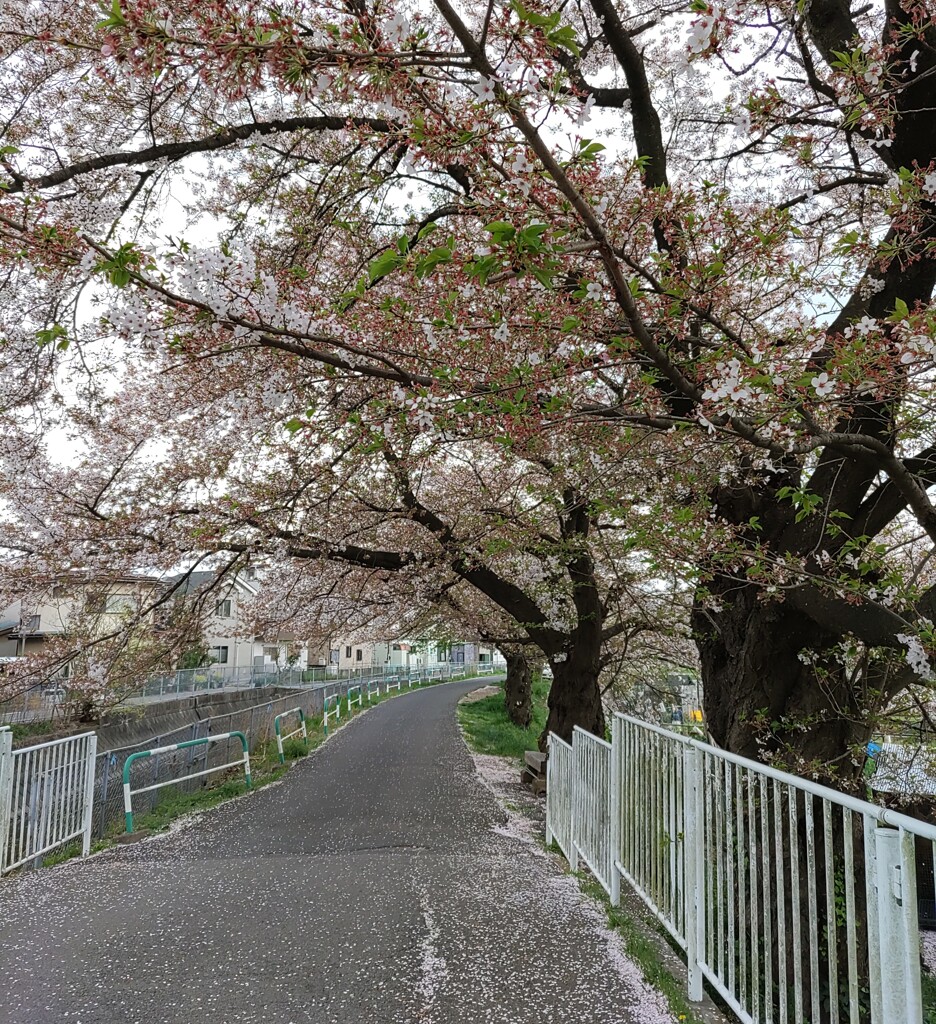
683,744,704,1002
875,827,919,1024
0,728,12,874
545,734,554,848
81,734,97,857
610,716,622,907
900,828,924,1022
569,731,580,872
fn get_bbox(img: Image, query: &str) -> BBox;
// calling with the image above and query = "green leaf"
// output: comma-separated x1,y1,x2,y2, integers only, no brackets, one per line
96,0,126,29
529,265,554,289
484,221,516,244
547,28,579,56
890,297,910,322
415,246,452,279
467,255,498,285
284,418,304,434
35,323,68,349
367,250,403,282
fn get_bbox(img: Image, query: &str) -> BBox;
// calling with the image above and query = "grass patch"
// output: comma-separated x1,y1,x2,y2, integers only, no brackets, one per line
457,674,549,761
579,877,705,1024
8,719,63,744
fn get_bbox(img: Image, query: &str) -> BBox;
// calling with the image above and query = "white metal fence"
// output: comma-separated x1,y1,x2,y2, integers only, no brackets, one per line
0,729,97,874
547,713,936,1024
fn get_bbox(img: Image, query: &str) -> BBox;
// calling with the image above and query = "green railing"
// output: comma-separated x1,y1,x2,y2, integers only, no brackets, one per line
122,732,250,833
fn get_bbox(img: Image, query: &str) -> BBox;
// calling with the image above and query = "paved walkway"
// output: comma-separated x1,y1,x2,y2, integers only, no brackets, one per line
0,679,672,1024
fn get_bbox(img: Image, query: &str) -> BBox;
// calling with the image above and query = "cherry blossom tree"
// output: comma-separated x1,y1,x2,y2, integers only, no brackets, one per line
0,0,935,774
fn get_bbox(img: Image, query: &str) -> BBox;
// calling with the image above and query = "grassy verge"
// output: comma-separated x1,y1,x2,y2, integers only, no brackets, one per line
457,674,549,761
7,719,63,744
579,878,704,1024
459,676,705,1024
26,670,500,869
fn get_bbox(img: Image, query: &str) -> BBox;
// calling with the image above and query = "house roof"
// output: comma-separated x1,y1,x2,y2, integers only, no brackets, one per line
165,571,259,597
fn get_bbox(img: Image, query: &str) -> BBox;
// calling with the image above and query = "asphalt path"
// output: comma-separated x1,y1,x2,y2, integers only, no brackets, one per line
0,678,672,1024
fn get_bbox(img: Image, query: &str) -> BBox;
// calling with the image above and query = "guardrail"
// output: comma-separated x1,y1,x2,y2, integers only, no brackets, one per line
347,685,363,711
273,708,307,764
122,732,250,833
323,695,341,735
548,713,936,1024
367,679,380,702
0,730,97,873
385,677,401,694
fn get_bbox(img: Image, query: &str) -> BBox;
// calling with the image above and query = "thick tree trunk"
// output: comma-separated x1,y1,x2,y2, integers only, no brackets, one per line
503,650,532,728
692,583,871,783
539,642,604,750
694,584,879,1022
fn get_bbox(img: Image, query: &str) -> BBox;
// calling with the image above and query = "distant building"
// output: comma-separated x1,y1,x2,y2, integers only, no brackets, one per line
0,574,161,660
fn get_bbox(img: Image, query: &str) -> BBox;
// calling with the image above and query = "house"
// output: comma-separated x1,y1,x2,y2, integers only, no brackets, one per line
332,638,502,674
0,574,162,660
165,569,319,674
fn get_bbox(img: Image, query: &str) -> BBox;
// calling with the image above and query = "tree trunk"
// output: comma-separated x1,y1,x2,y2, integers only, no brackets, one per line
503,650,532,728
539,642,604,750
694,584,880,1022
692,583,871,783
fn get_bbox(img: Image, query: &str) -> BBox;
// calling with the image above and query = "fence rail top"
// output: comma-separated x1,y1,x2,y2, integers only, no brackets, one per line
615,712,936,842
572,725,612,750
549,732,572,752
10,730,96,757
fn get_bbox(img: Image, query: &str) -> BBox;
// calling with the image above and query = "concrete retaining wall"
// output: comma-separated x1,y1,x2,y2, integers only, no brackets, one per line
96,687,303,752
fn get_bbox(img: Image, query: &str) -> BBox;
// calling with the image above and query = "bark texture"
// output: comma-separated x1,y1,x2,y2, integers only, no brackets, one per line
503,650,532,728
692,581,878,787
539,642,605,750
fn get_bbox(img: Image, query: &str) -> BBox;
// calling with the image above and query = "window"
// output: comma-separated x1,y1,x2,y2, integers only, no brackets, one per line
355,649,363,662
345,646,352,658
263,646,279,661
209,646,229,664
214,599,232,617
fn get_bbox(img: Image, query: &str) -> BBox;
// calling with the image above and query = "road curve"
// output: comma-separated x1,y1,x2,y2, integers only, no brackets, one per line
0,679,673,1024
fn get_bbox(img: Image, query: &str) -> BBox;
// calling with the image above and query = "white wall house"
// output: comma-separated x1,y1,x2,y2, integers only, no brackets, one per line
332,638,503,674
168,570,310,674
0,574,162,661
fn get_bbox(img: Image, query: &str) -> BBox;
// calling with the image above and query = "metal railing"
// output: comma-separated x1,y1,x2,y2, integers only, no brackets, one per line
545,733,573,862
0,729,97,873
323,695,341,735
547,713,936,1024
568,727,612,889
273,707,307,764
1,659,504,724
122,732,251,833
347,685,363,710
